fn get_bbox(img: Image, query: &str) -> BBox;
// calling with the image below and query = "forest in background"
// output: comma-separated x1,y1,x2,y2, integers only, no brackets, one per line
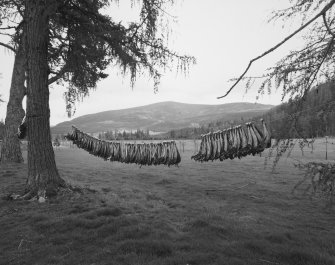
1,82,334,142
164,82,335,139
262,82,335,139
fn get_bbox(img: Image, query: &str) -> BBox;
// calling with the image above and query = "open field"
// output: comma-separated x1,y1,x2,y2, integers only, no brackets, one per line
1,139,335,265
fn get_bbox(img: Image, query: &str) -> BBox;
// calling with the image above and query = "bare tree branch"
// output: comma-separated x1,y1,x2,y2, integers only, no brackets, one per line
217,0,335,99
0,32,14,37
322,12,335,37
304,35,335,95
0,41,15,52
0,26,16,30
48,64,68,85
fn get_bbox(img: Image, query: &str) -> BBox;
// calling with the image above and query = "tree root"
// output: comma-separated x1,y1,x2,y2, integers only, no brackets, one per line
6,189,37,201
5,180,85,202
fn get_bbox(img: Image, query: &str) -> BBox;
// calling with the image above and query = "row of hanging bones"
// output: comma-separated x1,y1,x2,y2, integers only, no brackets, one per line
67,126,181,166
191,119,271,162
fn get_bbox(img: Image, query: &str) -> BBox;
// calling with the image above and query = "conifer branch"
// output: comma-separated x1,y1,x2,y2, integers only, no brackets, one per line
218,0,335,99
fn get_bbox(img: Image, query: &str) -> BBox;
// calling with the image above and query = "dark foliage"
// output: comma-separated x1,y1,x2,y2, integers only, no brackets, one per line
169,82,335,140
263,82,335,139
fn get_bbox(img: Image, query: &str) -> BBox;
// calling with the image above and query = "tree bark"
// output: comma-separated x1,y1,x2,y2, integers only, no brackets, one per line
0,45,26,164
25,0,64,196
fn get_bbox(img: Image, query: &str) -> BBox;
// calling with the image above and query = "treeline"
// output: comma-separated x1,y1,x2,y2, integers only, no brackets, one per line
165,118,251,139
262,82,335,139
164,82,335,139
98,129,153,140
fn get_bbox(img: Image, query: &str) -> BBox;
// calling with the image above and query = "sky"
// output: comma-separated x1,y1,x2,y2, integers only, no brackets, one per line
0,0,304,126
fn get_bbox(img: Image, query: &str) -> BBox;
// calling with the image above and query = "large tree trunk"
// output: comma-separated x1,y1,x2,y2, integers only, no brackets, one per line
0,45,26,164
25,0,64,196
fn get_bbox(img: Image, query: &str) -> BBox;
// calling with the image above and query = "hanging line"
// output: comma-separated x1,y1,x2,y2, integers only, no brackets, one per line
66,126,181,166
191,119,271,162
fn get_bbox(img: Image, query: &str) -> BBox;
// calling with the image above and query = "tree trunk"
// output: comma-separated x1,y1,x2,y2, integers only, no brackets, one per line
25,0,64,196
0,45,26,164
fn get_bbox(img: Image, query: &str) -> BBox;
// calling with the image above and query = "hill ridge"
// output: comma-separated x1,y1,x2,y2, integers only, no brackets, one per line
51,101,273,135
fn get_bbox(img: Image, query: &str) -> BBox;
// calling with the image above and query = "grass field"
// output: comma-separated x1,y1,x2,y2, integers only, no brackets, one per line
1,139,335,265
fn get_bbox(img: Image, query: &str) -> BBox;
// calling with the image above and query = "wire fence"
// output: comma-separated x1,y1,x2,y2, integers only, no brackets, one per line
275,137,335,162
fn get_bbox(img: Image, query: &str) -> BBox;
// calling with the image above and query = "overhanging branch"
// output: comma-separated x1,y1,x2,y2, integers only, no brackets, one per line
304,36,335,96
0,41,16,53
322,12,335,37
48,65,68,85
217,0,335,99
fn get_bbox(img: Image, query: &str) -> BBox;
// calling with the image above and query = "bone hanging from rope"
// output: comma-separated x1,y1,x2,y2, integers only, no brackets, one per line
66,126,181,166
191,119,271,162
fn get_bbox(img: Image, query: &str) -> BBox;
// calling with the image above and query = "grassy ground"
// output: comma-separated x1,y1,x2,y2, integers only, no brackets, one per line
0,139,335,265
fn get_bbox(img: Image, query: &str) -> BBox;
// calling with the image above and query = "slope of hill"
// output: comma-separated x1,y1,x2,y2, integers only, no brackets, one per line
262,82,335,138
51,101,273,135
161,82,335,139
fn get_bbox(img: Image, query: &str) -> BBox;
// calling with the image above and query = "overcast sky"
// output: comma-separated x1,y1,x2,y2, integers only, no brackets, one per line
0,0,303,126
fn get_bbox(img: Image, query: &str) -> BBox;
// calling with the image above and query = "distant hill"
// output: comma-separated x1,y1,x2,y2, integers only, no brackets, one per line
51,101,273,135
161,83,335,139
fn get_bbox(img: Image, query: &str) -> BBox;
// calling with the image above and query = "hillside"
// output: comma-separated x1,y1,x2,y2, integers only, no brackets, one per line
262,82,335,138
160,83,335,139
51,101,273,135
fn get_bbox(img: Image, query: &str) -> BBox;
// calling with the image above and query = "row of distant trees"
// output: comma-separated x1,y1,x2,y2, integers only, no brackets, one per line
98,129,152,141
43,81,335,143
49,81,335,143
165,82,335,140
51,128,153,142
262,82,335,139
167,119,247,139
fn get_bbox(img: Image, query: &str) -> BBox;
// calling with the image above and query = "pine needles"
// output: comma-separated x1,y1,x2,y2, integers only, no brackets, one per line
293,162,335,204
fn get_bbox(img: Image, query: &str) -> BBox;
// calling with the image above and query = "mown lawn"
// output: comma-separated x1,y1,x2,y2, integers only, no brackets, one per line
0,140,335,265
